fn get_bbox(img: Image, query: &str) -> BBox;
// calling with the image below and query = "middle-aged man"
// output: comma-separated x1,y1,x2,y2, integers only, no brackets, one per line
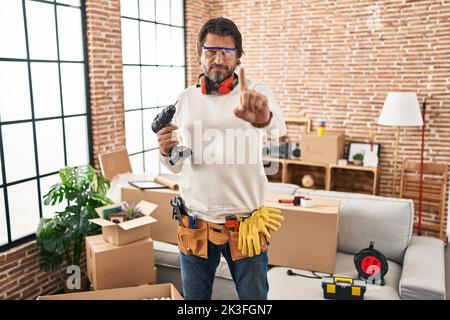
157,17,286,300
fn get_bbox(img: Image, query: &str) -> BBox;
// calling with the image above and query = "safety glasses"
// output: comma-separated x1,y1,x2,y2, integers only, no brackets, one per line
202,46,237,59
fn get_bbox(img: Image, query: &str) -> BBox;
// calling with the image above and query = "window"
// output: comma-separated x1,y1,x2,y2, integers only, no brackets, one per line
0,0,91,251
121,0,186,175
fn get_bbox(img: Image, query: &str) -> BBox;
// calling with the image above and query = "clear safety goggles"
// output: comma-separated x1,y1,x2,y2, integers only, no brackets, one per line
202,46,237,59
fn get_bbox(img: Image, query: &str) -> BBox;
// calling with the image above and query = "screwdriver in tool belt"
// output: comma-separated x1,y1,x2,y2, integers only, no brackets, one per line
188,214,197,229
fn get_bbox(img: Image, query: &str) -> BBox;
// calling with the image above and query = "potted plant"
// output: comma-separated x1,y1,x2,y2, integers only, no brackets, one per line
122,202,145,220
36,164,113,292
352,153,364,165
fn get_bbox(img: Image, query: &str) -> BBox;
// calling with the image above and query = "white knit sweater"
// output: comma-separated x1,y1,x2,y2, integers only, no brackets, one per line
160,79,286,223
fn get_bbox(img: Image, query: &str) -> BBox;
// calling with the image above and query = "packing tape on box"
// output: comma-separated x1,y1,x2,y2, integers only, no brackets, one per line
301,197,314,207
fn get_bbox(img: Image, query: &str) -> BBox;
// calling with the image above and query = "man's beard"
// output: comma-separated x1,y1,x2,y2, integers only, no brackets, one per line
203,63,235,83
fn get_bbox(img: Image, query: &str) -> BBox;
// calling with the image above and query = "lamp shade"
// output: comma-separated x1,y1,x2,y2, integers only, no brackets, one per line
377,92,423,126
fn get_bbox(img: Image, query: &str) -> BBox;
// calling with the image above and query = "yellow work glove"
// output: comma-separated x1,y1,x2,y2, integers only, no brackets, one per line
258,206,284,233
238,206,284,257
238,215,260,257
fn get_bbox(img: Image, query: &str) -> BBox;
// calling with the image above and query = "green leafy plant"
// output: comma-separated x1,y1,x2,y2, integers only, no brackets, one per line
122,203,145,220
352,153,364,162
36,165,113,272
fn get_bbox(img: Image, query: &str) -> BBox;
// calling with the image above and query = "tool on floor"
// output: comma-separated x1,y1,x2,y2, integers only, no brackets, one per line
354,241,388,286
151,101,192,165
286,269,324,279
322,276,366,300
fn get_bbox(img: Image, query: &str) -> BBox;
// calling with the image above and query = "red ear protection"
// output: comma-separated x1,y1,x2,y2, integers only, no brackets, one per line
197,73,237,95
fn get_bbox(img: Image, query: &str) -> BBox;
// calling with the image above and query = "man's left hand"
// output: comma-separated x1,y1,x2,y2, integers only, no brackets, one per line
233,67,270,125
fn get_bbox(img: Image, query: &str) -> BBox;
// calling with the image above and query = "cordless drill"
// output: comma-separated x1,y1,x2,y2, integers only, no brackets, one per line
151,101,192,165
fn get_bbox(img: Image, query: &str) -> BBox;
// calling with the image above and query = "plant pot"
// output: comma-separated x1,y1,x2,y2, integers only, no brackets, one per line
61,272,90,293
353,160,363,166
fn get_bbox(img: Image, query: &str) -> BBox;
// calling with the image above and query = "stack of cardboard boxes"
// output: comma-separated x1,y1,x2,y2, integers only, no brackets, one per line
86,200,159,290
37,199,185,300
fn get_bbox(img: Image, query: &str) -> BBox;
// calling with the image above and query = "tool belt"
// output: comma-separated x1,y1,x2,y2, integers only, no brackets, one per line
176,215,268,261
171,196,268,260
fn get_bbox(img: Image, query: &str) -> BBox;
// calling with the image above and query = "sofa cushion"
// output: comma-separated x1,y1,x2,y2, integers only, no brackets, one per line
267,182,300,195
153,240,233,280
297,188,414,264
268,251,401,300
399,236,446,300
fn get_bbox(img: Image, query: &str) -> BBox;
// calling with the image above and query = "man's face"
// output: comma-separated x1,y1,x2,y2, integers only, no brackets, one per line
200,33,238,83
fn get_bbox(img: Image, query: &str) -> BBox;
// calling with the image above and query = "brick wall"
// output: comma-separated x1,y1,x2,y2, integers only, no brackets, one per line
185,0,211,86
185,0,450,238
86,0,126,169
0,241,87,300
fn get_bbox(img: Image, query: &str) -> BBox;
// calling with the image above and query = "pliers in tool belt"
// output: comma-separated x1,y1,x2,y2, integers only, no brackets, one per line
170,196,187,227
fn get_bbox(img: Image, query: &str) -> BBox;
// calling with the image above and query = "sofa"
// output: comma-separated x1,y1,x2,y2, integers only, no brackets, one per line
152,180,446,300
267,188,446,300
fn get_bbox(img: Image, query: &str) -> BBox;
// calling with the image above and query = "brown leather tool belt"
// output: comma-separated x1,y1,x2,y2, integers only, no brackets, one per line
176,215,267,261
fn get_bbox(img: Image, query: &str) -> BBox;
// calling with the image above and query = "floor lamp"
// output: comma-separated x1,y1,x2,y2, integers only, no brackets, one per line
377,92,423,196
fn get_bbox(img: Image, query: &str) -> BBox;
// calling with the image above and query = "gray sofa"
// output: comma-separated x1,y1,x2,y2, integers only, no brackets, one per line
268,188,446,300
152,181,446,300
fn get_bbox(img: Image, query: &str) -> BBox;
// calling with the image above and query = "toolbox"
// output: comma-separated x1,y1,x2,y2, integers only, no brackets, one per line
322,276,367,300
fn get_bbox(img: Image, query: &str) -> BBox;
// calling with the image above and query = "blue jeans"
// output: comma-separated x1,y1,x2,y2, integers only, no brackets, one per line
179,240,269,300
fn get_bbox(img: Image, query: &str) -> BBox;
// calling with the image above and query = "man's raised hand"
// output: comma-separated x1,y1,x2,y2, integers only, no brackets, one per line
233,67,271,125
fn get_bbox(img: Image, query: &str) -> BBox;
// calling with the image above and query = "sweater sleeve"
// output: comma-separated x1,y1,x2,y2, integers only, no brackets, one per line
159,151,183,174
253,83,287,138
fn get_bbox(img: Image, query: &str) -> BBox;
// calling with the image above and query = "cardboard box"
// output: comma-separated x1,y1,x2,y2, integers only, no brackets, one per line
98,149,132,181
121,186,180,245
90,200,158,246
300,131,345,164
37,283,183,300
88,267,157,291
265,193,339,274
86,235,156,290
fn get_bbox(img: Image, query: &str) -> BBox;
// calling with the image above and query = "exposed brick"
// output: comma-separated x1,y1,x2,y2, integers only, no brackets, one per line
1,240,87,299
0,261,19,274
5,293,22,300
85,0,126,171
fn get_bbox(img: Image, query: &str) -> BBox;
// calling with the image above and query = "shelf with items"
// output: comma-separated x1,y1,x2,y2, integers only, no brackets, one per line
263,157,380,195
285,159,329,190
328,164,380,195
